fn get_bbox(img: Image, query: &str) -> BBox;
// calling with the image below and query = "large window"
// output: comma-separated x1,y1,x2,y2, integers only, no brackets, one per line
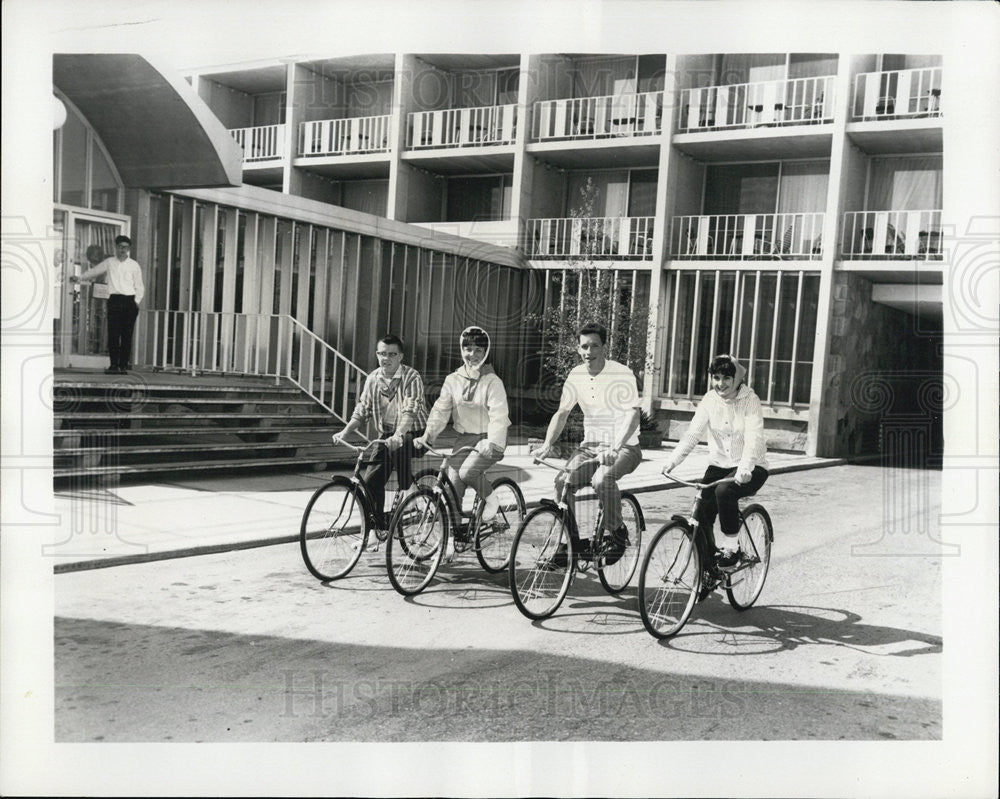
53,92,123,213
664,269,820,406
445,174,512,221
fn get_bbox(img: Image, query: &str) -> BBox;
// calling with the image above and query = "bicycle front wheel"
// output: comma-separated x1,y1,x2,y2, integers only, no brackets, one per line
300,476,370,581
597,492,644,594
508,506,573,620
637,522,701,639
386,488,448,596
726,504,773,610
475,477,526,573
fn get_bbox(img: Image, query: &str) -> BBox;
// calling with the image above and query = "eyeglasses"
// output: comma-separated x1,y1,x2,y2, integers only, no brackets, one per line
375,351,402,358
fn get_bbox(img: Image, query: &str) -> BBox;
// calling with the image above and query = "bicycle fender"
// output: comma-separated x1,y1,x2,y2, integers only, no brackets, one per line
671,514,694,529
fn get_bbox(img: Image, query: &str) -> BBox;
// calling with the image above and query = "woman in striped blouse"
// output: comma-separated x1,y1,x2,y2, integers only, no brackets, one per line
332,335,428,531
662,354,769,569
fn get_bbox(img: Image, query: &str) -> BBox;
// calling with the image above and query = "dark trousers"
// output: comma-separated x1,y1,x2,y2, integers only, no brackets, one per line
107,294,139,370
695,465,769,557
362,430,423,528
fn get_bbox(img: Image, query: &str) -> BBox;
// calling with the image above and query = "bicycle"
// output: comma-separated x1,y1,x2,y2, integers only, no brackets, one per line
508,447,645,620
637,472,773,639
299,435,435,582
385,443,526,596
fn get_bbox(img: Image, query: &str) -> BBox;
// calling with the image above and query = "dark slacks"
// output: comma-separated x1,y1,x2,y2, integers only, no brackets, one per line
695,464,769,558
107,294,139,370
362,430,423,528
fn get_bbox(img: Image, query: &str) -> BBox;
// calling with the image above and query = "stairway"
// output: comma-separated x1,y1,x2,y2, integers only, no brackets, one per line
53,370,354,483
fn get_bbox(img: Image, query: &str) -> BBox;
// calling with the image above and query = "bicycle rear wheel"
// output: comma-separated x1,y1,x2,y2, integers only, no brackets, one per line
597,492,644,594
726,504,772,610
637,522,701,639
508,507,573,620
299,477,370,581
386,489,448,596
475,477,526,573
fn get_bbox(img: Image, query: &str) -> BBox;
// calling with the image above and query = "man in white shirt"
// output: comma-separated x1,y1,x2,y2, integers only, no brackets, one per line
533,322,643,565
71,235,144,375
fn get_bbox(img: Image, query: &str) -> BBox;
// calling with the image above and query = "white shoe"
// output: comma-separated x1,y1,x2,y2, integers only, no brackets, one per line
481,492,500,522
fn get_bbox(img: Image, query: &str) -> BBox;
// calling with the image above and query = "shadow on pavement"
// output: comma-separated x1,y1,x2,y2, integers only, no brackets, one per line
55,615,941,742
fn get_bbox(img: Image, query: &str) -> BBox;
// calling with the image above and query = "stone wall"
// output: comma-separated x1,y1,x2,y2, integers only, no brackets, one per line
817,271,943,459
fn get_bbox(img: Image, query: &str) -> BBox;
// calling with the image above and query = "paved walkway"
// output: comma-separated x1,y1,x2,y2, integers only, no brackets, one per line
51,438,842,571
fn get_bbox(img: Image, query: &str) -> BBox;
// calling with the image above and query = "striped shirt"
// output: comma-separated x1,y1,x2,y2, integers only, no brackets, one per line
351,364,428,435
670,384,769,471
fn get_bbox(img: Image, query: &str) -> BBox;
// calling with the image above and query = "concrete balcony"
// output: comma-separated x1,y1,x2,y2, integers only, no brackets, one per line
532,91,664,141
852,67,942,122
527,216,656,261
229,124,287,164
841,210,943,261
671,212,824,260
677,75,835,133
406,103,517,150
299,114,392,157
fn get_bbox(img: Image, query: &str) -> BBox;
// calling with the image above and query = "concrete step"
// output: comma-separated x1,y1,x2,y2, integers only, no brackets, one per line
53,453,346,480
53,424,340,438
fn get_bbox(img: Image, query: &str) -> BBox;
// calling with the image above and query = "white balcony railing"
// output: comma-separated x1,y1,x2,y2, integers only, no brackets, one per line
852,67,942,121
527,217,656,260
678,76,835,133
407,104,517,149
672,213,825,260
136,311,366,423
229,124,287,163
841,210,943,260
299,115,392,157
532,91,664,140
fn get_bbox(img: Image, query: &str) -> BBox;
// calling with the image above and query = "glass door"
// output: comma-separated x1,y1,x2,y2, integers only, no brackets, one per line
54,207,129,368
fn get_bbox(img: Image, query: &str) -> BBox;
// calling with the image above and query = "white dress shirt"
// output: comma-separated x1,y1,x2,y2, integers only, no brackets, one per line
558,359,641,447
81,256,145,305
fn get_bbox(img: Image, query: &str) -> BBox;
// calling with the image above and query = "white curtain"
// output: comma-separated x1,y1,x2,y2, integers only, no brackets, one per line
868,156,942,210
777,161,829,212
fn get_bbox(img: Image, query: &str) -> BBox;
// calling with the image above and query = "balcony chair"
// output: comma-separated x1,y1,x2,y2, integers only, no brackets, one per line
875,95,896,116
918,229,942,257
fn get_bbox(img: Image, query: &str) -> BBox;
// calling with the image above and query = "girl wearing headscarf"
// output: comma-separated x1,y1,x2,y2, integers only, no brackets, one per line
414,326,511,560
662,354,769,569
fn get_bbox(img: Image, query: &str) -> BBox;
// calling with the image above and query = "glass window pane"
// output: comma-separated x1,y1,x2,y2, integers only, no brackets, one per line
692,271,716,395
90,139,119,212
214,209,227,313
714,272,737,355
59,110,87,207
752,272,777,397
235,213,246,314
737,272,757,363
192,204,204,310
669,272,696,395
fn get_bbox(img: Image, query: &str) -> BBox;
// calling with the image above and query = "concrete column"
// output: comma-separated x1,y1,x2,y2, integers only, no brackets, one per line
387,53,417,221
806,53,856,457
284,62,310,197
641,54,677,412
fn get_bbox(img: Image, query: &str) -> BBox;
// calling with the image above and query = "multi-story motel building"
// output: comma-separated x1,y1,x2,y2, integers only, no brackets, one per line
53,52,946,460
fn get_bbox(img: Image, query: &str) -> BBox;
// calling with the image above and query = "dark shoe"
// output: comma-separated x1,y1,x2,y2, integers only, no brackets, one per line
104,367,118,375
715,548,739,569
118,368,129,375
602,525,630,567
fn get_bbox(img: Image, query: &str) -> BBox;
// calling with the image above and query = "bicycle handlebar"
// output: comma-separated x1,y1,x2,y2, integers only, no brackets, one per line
662,471,737,491
332,433,388,453
531,445,599,472
418,443,477,460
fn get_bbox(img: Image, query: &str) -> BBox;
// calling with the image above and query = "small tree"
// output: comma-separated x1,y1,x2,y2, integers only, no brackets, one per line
527,178,654,441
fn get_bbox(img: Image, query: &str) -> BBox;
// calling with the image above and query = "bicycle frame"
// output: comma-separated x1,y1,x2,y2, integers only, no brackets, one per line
532,446,612,565
335,435,415,531
663,472,765,578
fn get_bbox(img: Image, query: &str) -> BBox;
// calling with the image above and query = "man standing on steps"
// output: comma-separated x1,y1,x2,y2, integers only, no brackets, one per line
71,235,144,375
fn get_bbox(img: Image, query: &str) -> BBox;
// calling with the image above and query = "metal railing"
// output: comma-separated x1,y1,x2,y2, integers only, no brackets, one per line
677,75,835,132
672,213,825,260
841,210,943,260
532,91,664,140
299,114,392,157
852,67,942,121
136,311,367,422
407,103,517,149
229,124,287,162
526,216,656,259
